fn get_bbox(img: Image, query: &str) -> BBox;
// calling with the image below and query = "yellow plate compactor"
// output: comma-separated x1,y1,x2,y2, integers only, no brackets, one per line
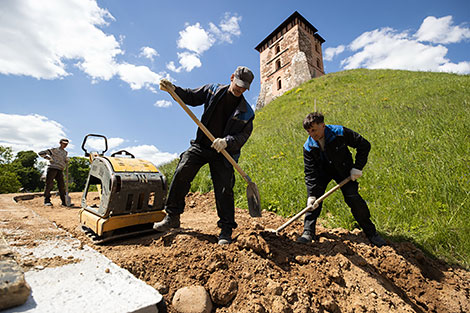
79,134,167,243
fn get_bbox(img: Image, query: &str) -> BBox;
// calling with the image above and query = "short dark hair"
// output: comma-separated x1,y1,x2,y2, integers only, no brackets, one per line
303,112,324,130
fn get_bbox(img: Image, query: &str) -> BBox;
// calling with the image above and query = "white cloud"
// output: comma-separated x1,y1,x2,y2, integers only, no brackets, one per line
84,137,124,153
339,16,470,74
209,13,242,44
438,61,470,74
139,46,159,61
177,23,215,54
118,145,177,166
0,113,68,154
416,16,470,44
168,13,241,73
117,63,163,92
154,100,172,108
166,61,181,73
178,52,202,72
324,45,345,61
0,0,169,92
166,52,202,73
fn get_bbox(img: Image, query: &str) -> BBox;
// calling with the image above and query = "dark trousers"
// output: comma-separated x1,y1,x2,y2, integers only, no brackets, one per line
304,174,377,237
165,143,237,230
44,168,66,204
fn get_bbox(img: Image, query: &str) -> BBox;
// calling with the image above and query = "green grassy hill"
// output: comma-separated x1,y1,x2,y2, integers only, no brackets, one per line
161,69,470,267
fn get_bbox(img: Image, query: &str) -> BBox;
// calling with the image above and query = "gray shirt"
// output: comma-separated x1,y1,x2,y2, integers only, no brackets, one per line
38,147,68,171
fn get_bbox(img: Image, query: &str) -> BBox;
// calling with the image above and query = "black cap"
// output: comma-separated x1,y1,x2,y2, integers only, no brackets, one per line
233,66,254,90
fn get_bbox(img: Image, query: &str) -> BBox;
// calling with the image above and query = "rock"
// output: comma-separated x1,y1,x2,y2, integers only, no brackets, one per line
237,232,270,256
0,243,31,310
271,296,293,313
266,279,283,296
154,282,169,294
321,297,340,313
172,285,212,313
208,271,238,305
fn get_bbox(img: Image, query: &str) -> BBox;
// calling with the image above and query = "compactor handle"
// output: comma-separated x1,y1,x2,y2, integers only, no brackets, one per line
81,134,108,157
111,150,135,158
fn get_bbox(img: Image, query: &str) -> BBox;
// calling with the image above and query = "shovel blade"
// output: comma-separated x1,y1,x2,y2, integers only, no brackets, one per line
246,182,261,217
65,194,72,207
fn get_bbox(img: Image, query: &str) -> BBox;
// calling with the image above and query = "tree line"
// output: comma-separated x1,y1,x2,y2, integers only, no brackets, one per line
0,146,90,194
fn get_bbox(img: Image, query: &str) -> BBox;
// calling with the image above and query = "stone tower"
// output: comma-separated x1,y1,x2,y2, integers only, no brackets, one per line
255,11,325,110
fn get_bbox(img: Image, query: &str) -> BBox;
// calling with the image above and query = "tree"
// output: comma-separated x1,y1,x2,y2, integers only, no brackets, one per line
13,150,38,168
0,146,13,164
68,157,90,192
11,150,43,192
0,165,21,193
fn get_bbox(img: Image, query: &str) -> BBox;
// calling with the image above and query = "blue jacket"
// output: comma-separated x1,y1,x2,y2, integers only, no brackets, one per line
303,125,371,196
175,84,254,161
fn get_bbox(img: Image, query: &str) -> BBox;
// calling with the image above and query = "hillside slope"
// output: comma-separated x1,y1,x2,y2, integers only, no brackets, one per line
163,69,470,267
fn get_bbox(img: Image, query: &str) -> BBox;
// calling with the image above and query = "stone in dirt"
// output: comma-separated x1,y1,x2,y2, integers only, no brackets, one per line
207,271,238,305
0,241,31,310
172,285,212,313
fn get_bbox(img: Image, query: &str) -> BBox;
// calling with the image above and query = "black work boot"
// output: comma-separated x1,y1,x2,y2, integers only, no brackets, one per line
296,230,315,243
153,214,180,232
218,228,233,245
367,232,386,247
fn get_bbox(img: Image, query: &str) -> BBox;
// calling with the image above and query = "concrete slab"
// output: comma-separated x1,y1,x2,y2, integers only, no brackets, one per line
0,194,163,313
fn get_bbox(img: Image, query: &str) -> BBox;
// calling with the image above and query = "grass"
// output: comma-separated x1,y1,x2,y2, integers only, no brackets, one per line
160,69,470,268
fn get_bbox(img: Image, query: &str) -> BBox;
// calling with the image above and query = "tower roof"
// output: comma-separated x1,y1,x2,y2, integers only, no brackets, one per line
255,11,325,52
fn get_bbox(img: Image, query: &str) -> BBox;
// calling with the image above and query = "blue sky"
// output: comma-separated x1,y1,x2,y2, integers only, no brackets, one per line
1,0,469,166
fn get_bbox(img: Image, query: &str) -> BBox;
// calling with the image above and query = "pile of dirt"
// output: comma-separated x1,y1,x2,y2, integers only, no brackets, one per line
11,192,470,312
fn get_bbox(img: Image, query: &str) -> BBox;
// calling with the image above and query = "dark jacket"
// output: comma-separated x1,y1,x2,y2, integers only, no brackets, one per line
175,84,254,161
303,125,371,197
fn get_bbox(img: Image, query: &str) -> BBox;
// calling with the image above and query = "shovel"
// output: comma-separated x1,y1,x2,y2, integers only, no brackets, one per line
270,176,351,235
162,85,262,217
65,161,72,207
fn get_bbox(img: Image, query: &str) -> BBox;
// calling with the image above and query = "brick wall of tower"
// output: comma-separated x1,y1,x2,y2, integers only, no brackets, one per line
256,14,324,110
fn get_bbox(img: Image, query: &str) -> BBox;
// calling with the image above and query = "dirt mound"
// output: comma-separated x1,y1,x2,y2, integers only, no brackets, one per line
12,192,470,312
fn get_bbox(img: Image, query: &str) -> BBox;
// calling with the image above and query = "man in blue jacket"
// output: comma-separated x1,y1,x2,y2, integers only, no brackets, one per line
154,66,255,245
298,112,386,247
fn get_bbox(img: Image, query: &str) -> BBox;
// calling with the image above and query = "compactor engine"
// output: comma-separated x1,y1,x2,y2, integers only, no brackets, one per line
79,134,167,243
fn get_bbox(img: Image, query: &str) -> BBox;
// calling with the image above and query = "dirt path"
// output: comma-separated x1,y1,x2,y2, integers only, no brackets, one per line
3,192,470,312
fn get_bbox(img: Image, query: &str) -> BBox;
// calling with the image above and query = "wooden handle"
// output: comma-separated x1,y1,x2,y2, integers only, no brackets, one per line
274,177,351,234
166,87,252,183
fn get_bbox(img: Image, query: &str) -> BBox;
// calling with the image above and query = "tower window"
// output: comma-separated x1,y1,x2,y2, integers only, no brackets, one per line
275,45,280,54
317,58,321,69
277,77,282,90
275,59,281,70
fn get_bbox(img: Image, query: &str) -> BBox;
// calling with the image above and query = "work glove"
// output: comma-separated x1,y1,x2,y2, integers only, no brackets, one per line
159,78,175,92
307,196,319,211
350,168,362,181
211,138,227,153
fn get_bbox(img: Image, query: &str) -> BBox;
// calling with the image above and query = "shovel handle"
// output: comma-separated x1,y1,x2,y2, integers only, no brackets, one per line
274,177,352,234
165,87,252,183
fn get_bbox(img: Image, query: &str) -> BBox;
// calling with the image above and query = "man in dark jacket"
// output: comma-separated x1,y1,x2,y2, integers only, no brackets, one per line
154,66,255,245
298,112,386,247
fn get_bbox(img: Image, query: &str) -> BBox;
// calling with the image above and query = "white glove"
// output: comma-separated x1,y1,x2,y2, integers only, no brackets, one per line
307,196,318,211
159,78,175,92
211,138,227,153
350,168,362,181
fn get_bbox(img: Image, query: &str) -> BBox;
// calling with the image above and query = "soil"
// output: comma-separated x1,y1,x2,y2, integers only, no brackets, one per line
6,192,470,312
